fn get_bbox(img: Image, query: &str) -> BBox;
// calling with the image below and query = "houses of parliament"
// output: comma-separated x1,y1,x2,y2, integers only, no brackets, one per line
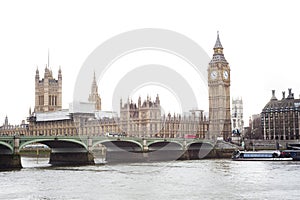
0,33,234,140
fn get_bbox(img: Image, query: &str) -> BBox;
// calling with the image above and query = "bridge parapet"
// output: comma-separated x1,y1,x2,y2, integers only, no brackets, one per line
0,135,216,154
0,135,220,169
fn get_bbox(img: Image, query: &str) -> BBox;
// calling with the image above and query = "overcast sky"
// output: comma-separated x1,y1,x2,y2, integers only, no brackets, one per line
0,0,299,126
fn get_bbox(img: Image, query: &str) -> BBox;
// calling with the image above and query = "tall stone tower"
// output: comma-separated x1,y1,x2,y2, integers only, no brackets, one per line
208,32,232,140
88,72,101,110
35,66,62,112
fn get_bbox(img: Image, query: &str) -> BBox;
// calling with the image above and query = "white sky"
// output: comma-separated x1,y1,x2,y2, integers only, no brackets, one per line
1,0,300,126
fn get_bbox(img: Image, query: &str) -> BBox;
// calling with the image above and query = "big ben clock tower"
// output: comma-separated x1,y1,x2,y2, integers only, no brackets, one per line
208,32,232,140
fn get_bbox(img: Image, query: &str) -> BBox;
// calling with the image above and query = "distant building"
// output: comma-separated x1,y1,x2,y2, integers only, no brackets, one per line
246,114,262,139
231,97,244,135
0,116,28,136
261,89,300,140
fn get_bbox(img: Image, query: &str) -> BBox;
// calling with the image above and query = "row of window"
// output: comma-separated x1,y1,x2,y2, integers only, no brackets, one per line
38,95,58,106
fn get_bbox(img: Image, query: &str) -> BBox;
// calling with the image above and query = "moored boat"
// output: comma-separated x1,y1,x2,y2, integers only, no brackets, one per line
232,150,293,161
281,150,300,161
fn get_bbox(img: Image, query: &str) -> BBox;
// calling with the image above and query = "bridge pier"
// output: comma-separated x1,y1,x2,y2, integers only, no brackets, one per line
0,137,22,170
142,138,148,152
14,137,20,154
49,151,95,166
0,154,22,170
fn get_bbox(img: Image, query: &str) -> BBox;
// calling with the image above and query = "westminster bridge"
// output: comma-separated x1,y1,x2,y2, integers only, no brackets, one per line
0,135,236,169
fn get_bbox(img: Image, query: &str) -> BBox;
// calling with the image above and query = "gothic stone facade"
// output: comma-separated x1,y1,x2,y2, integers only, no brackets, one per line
25,68,208,138
231,97,244,135
120,96,208,138
25,96,208,138
35,66,62,112
120,96,161,137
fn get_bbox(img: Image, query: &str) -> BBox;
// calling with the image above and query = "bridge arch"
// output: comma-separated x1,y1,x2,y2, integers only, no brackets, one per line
186,141,214,149
93,139,143,151
19,138,88,151
148,140,183,151
0,141,13,154
92,139,143,163
186,141,214,159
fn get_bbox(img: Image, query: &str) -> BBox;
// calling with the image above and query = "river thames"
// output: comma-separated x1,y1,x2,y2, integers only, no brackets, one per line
1,157,300,200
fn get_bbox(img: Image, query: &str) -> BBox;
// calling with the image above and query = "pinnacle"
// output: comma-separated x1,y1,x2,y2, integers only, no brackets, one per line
214,31,223,49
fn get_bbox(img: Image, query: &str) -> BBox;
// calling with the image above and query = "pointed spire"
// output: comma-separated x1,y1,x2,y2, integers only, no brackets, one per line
91,70,98,93
138,96,141,107
214,31,223,49
156,94,160,105
35,66,40,80
48,48,50,69
4,115,8,126
210,31,227,63
88,71,101,110
93,70,96,83
58,66,62,79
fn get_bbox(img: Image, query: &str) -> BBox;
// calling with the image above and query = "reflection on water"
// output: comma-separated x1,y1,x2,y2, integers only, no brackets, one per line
1,158,300,200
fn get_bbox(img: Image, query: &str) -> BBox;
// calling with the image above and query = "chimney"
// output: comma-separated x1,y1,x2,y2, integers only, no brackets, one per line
282,91,285,99
271,90,277,100
287,88,294,99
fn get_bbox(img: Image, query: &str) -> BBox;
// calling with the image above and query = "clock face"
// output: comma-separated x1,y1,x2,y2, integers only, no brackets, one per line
210,71,217,79
223,71,228,79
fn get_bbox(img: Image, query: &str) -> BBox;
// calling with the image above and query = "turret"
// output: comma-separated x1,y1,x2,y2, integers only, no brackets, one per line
4,115,8,126
138,96,141,108
35,67,39,81
58,66,62,80
156,94,160,105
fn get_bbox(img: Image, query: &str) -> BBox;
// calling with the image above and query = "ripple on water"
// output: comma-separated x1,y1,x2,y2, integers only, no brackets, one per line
1,159,300,200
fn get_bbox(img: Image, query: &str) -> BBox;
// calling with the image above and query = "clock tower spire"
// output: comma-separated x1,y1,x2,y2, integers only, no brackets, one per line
208,32,232,140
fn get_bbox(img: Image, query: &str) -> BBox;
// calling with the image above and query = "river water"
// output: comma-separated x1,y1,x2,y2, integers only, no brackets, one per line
0,157,300,200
